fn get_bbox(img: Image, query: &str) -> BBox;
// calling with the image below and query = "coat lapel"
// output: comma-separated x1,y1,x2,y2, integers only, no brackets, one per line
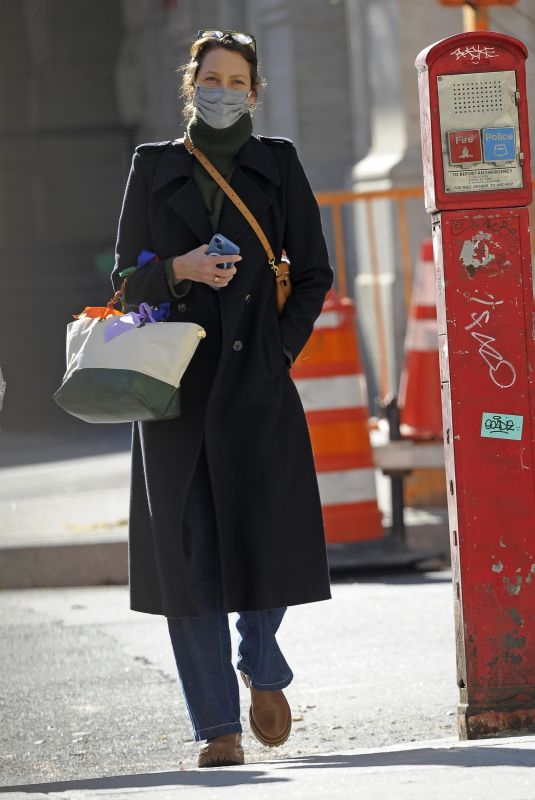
167,182,213,245
218,168,272,245
152,136,281,247
219,135,281,245
152,144,213,244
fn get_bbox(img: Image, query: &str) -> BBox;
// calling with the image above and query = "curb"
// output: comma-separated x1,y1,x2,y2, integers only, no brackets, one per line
0,538,128,590
0,520,449,591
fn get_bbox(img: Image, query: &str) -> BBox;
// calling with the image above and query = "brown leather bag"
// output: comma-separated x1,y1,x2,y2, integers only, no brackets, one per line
184,134,292,313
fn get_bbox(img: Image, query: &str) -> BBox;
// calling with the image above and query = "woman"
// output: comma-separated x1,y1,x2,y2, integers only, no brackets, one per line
112,29,333,768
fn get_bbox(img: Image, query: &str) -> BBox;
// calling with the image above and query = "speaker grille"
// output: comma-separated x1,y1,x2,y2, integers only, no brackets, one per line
452,79,504,114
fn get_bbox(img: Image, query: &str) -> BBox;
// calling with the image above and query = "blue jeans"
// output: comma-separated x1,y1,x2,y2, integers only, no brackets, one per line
166,446,293,742
167,608,292,741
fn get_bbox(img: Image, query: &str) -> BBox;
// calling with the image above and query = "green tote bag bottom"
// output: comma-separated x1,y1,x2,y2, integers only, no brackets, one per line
54,368,182,423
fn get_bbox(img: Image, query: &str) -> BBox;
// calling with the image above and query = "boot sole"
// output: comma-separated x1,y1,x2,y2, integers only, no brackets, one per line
249,706,292,747
198,749,245,768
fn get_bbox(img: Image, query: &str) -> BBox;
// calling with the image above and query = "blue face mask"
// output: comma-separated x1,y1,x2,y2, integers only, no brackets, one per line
192,85,251,129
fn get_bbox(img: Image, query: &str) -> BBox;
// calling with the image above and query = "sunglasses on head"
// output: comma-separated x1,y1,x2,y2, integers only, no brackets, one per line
197,29,256,53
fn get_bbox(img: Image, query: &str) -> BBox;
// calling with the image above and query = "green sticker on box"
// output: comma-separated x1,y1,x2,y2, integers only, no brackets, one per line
481,412,523,441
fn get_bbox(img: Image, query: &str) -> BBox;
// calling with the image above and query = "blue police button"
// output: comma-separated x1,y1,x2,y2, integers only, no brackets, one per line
482,127,516,162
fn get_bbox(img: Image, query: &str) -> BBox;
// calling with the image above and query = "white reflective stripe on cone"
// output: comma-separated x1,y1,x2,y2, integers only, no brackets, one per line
313,311,343,329
317,468,377,505
404,319,438,353
294,374,368,412
412,258,436,306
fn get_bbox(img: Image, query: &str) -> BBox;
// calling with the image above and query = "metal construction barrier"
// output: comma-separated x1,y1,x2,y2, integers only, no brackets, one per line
315,180,535,402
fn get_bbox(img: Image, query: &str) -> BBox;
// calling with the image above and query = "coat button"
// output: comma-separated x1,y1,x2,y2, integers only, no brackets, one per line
232,340,243,352
177,303,187,313
244,293,252,304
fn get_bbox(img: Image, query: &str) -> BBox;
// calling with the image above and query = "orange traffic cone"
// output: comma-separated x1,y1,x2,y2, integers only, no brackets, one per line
398,240,442,440
292,290,383,544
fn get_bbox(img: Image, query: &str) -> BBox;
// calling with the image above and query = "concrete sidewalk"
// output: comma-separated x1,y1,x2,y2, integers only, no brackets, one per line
2,735,535,799
2,573,529,799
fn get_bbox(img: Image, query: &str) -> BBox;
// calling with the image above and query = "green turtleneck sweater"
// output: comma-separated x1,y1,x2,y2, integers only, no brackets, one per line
166,112,252,298
188,112,252,231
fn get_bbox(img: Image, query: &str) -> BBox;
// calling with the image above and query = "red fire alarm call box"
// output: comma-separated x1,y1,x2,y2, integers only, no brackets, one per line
416,32,531,212
416,31,535,740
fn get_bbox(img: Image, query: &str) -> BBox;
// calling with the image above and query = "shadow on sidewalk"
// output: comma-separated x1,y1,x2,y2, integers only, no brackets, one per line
2,743,535,794
332,569,452,586
0,768,287,794
281,743,535,769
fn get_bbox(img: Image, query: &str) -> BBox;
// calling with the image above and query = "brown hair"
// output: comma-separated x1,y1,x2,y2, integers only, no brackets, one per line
179,35,264,121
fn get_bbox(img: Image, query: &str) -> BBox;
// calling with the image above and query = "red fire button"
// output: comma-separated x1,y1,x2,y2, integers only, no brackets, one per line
447,129,482,165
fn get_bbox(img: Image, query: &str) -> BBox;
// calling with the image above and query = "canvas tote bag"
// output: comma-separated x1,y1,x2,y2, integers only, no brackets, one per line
54,303,206,424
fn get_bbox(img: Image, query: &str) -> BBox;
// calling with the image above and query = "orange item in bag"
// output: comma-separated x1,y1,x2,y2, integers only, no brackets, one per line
73,306,123,320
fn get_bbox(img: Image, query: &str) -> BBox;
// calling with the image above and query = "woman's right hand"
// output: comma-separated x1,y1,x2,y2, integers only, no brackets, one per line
171,245,241,287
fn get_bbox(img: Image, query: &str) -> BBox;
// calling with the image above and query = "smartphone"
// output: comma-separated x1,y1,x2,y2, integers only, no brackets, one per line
206,234,240,270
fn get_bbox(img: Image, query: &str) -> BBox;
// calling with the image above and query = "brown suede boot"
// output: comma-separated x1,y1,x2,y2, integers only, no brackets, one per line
197,733,244,768
240,672,292,747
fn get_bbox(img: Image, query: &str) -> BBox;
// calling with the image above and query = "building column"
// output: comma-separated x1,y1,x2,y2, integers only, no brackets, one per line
347,0,457,406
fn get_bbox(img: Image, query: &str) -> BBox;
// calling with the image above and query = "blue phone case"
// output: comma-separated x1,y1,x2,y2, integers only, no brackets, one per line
206,234,240,269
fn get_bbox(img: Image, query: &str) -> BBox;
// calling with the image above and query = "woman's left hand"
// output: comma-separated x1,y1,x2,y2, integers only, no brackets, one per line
171,245,241,287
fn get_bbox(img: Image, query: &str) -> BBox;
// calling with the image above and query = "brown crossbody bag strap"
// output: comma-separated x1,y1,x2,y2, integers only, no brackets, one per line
184,134,291,312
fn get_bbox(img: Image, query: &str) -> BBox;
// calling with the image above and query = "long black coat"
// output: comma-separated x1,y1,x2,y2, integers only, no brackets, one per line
112,134,333,617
